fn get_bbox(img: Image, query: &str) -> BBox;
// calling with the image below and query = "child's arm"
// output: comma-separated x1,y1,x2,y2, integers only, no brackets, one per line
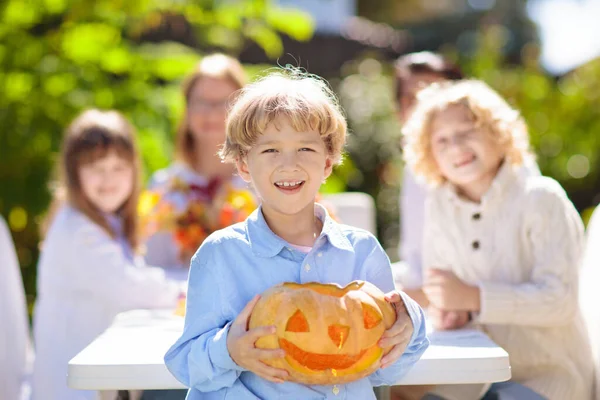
69,216,181,309
475,182,583,326
399,287,429,308
421,195,472,329
164,249,286,391
164,254,243,391
362,239,429,386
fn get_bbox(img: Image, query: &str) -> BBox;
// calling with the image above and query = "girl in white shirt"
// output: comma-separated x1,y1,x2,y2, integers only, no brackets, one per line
402,80,593,400
32,109,182,400
0,215,29,400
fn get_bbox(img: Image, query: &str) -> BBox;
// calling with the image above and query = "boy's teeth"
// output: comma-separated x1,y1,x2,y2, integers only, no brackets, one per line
277,181,302,187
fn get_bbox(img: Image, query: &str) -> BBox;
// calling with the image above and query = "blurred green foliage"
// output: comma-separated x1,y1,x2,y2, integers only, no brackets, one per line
337,25,600,258
463,26,600,212
2,0,600,308
0,0,313,307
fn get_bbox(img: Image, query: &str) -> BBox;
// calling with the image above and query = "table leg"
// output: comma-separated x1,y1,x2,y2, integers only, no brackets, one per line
374,386,391,400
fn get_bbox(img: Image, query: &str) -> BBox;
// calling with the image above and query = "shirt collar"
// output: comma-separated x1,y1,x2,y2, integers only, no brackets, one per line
103,212,123,235
246,203,354,258
441,159,521,208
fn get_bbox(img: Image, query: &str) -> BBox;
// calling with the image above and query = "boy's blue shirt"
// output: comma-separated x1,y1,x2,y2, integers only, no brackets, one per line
164,203,429,399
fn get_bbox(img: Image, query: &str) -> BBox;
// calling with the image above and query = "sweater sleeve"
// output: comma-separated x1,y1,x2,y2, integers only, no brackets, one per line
477,180,584,326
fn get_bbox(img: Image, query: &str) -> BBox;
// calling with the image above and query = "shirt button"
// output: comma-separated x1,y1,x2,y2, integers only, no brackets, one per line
472,240,480,250
472,213,481,220
332,385,339,395
317,252,323,257
305,264,311,271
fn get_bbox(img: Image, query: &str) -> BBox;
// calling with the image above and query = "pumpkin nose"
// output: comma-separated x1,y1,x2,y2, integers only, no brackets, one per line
328,324,350,348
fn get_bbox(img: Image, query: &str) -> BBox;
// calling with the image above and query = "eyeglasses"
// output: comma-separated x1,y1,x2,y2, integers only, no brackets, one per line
188,98,229,113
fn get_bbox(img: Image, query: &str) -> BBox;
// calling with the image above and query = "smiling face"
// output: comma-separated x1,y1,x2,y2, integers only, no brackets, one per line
249,281,396,385
78,151,134,214
236,117,333,218
430,103,505,201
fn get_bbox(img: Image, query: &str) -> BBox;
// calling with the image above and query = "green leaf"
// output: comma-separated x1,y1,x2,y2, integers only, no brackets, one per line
101,47,133,74
94,88,115,108
43,73,77,97
266,7,314,41
204,25,244,50
320,173,346,194
136,42,200,80
214,5,244,30
244,22,283,59
2,0,41,27
138,128,172,174
43,0,68,14
61,23,121,64
4,72,34,101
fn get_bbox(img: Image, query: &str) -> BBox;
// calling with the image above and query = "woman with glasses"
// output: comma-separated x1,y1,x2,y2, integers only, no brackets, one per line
142,54,253,276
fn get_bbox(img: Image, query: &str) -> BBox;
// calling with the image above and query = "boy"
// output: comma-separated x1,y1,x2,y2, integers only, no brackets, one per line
164,70,429,399
403,80,592,399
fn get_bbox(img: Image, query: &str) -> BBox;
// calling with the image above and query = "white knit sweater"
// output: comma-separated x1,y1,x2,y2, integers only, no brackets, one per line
422,162,594,400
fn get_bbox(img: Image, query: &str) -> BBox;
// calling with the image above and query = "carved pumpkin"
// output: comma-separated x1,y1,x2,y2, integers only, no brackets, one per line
249,280,397,385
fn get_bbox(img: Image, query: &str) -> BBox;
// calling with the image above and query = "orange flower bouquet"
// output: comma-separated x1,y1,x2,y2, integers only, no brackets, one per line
139,177,258,264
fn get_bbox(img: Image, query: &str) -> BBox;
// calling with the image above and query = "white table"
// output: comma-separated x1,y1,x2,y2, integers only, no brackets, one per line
68,309,511,393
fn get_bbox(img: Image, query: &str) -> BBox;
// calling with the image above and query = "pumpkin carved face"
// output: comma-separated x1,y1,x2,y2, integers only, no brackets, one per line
249,280,397,385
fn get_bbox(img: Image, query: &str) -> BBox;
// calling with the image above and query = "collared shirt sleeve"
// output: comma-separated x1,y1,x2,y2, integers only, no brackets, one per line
362,239,429,386
164,246,245,392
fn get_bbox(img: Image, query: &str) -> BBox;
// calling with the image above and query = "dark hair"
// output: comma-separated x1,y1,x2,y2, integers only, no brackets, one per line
394,51,464,102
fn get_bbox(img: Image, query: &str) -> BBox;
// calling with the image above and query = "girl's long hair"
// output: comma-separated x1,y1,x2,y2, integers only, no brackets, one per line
43,109,142,250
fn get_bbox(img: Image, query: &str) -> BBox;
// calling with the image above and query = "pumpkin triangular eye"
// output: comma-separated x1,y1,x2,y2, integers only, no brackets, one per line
362,303,382,329
286,309,310,332
328,324,350,348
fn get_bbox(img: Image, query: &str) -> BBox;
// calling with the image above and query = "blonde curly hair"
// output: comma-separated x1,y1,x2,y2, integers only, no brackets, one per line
219,68,347,165
402,79,533,185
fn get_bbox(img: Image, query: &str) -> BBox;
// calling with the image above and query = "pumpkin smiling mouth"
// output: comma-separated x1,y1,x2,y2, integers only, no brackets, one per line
279,338,368,371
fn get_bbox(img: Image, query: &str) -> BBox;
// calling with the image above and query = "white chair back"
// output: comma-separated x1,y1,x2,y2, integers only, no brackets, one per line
322,192,377,235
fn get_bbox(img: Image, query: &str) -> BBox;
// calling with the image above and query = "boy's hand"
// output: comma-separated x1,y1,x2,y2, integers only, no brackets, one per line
378,290,414,369
428,306,470,331
423,269,480,311
226,295,289,383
